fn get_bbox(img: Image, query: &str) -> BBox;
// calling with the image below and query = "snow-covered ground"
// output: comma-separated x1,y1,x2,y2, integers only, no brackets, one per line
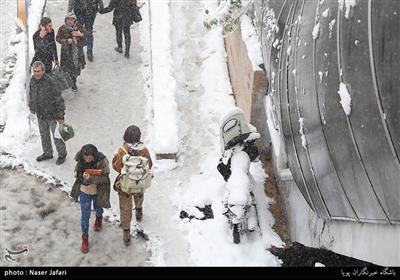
0,168,150,266
0,0,17,64
1,0,283,266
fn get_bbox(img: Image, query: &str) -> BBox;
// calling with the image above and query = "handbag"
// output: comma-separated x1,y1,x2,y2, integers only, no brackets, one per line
58,122,75,142
51,65,72,91
132,6,142,23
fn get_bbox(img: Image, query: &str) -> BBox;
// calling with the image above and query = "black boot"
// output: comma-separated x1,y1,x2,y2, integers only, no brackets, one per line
36,153,53,162
87,50,93,62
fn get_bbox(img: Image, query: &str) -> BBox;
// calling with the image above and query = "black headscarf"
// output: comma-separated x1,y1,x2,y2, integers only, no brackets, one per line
76,144,101,185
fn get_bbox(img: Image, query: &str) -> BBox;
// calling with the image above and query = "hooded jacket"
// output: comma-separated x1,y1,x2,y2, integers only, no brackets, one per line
70,145,111,208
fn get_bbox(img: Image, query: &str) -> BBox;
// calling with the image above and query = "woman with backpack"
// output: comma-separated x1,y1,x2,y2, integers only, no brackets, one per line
112,125,153,246
70,144,111,253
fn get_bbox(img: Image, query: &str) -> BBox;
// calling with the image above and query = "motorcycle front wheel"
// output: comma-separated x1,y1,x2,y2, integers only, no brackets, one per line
233,224,240,244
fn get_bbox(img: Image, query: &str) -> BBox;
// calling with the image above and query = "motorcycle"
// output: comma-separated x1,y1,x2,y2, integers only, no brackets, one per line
218,108,260,244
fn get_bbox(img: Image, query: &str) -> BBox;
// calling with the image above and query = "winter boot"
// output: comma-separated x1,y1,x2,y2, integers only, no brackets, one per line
94,215,102,232
81,234,89,253
136,208,142,222
87,50,93,62
123,229,131,246
114,46,123,53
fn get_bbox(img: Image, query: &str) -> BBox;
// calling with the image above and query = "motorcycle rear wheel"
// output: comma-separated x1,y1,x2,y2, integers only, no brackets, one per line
233,224,240,244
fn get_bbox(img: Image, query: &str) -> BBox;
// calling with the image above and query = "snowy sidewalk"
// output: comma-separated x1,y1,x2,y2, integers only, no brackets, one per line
0,0,283,267
17,0,147,215
1,0,151,265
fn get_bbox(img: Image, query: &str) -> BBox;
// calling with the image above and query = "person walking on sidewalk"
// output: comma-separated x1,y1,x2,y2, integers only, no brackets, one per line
31,17,58,74
99,0,139,58
29,61,67,165
112,125,153,245
70,144,111,253
56,12,87,92
68,0,104,62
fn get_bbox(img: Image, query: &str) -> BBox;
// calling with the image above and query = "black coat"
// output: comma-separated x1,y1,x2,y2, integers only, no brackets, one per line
29,74,65,120
68,0,104,19
100,0,137,27
31,30,58,73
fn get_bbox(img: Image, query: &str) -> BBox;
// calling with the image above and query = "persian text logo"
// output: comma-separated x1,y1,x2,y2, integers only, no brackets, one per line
4,245,28,264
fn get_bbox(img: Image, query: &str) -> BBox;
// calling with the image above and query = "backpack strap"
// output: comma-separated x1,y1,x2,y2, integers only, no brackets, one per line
121,146,128,155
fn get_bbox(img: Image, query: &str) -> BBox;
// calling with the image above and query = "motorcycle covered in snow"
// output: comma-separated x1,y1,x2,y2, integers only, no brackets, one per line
218,108,260,244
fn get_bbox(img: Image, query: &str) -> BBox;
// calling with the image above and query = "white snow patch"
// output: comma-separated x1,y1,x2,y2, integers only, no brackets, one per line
338,83,352,115
240,14,263,71
319,71,323,83
272,39,280,49
150,0,179,155
312,22,320,40
298,117,307,148
322,8,330,18
338,0,356,19
265,95,281,158
287,45,292,56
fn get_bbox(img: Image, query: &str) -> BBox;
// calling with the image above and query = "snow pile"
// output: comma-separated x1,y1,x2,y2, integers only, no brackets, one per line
28,0,46,60
240,14,263,71
0,0,45,155
223,151,252,206
338,82,352,115
150,0,179,155
0,23,30,154
262,4,279,42
0,0,17,62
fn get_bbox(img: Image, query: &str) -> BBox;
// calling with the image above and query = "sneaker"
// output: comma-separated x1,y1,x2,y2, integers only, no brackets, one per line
114,47,123,53
72,84,78,92
56,156,66,165
36,154,53,162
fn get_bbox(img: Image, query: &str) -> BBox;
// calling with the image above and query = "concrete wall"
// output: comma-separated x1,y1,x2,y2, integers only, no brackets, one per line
224,27,270,153
273,148,400,266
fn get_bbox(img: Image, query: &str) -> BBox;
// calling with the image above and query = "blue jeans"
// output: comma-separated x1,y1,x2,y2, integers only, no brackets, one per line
76,14,96,54
80,191,103,235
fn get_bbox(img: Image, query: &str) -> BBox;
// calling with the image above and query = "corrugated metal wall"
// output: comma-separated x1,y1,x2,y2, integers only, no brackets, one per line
252,0,400,224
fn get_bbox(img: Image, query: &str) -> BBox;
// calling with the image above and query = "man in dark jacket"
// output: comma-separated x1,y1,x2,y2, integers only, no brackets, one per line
99,0,139,58
29,61,67,165
31,17,58,74
68,0,103,61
